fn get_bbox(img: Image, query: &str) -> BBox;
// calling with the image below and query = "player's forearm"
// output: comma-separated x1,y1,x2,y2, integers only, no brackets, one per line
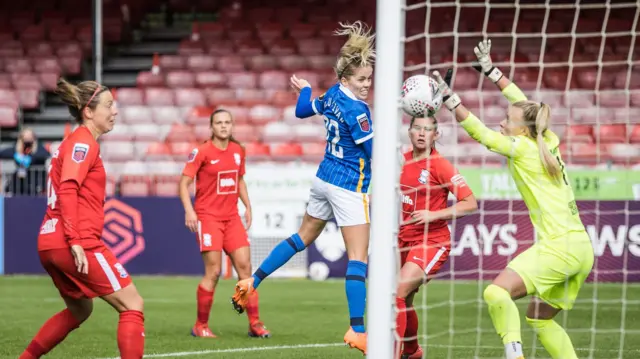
295,87,316,118
431,195,478,222
58,180,81,245
501,82,527,104
178,177,196,214
238,178,251,211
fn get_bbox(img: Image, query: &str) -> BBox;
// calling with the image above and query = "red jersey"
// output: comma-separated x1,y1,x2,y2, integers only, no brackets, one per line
182,140,246,220
38,126,106,251
399,149,473,242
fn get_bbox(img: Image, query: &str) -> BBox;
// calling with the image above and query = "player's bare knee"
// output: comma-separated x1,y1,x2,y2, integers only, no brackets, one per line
64,298,93,322
298,214,326,245
234,263,252,279
122,292,144,313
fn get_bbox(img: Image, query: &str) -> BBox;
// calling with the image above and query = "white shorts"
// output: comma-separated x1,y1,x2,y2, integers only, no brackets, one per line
306,177,370,227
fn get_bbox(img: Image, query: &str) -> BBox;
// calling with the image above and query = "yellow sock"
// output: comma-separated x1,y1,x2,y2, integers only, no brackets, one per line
526,317,578,359
483,284,522,344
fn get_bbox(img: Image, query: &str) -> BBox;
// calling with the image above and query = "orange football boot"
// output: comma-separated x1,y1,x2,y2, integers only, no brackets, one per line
344,327,367,355
248,321,272,338
191,323,217,338
231,277,255,314
401,345,423,359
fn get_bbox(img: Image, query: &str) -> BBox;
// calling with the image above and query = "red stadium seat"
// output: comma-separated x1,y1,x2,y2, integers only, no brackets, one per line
564,91,595,108
630,125,640,144
0,74,11,89
247,7,275,24
226,23,254,42
195,71,227,88
198,22,226,40
236,89,268,106
26,42,54,57
120,106,153,124
178,40,205,55
152,106,183,125
232,124,260,143
271,90,297,107
259,71,288,90
0,105,18,128
137,71,165,88
307,56,335,70
204,39,236,56
5,58,32,73
247,55,279,71
249,105,281,125
145,141,173,160
269,38,298,56
187,55,216,72
213,105,250,124
293,123,325,143
205,89,239,106
49,25,75,42
236,39,265,56
598,124,628,144
175,88,206,107
186,106,214,126
572,108,615,124
160,55,187,71
217,56,246,72
263,122,293,143
115,88,145,106
153,175,180,197
166,123,196,142
599,91,628,108
145,88,174,106
101,141,135,161
21,24,46,42
131,124,161,141
168,141,196,160
566,125,595,144
244,142,271,160
276,10,305,26
227,72,257,89
301,142,326,162
120,176,151,196
255,23,285,44
166,71,196,88
194,124,211,142
277,55,306,71
270,142,303,161
59,56,82,75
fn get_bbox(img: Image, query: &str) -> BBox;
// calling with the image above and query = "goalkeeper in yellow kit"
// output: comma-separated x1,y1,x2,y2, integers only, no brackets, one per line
433,39,595,359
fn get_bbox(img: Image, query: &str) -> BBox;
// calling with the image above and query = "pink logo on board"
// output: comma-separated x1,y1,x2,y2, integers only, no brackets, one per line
102,199,146,265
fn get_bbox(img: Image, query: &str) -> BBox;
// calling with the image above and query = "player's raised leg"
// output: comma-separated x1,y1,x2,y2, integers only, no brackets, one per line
19,295,92,359
232,212,326,312
193,249,222,338
483,268,529,359
525,297,577,359
228,242,271,338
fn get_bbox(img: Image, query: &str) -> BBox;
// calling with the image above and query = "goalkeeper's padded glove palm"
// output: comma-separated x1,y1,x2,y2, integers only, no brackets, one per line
432,70,461,111
471,39,503,83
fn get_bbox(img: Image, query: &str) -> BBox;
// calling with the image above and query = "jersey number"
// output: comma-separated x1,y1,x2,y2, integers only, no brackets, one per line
47,164,57,209
324,117,344,159
556,155,569,186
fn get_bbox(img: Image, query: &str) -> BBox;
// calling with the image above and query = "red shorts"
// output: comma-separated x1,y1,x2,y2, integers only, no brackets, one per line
39,245,132,299
398,237,450,277
197,216,249,254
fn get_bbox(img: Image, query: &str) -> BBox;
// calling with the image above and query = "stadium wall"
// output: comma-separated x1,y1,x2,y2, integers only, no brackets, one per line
1,164,639,282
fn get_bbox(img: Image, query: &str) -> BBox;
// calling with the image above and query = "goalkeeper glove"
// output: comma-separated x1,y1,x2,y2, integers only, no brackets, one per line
432,70,461,111
471,39,504,83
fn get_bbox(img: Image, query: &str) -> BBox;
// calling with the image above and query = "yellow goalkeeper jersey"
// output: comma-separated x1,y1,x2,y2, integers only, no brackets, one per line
460,83,585,241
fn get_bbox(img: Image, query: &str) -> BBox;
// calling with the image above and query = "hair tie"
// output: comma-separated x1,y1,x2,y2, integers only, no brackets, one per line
540,101,545,107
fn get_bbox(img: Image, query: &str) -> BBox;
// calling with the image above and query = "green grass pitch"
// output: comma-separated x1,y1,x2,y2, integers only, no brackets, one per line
1,276,639,358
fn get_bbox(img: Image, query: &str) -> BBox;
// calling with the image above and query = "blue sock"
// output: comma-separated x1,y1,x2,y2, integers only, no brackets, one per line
345,260,367,333
252,233,306,289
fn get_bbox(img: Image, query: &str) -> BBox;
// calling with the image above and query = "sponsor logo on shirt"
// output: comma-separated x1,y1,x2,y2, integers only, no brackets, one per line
72,143,90,163
217,170,239,194
402,194,414,206
210,159,220,165
40,218,58,234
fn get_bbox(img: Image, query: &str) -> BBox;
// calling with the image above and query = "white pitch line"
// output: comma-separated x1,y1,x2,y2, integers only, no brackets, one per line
95,341,640,359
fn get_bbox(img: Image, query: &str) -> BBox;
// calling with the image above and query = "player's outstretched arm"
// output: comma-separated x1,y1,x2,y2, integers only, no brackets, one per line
472,39,529,104
433,70,524,159
290,74,320,118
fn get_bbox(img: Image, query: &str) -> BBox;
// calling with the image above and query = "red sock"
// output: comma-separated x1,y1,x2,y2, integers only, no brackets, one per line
395,297,407,356
196,284,214,325
117,310,145,359
246,290,260,325
19,309,81,359
403,305,419,354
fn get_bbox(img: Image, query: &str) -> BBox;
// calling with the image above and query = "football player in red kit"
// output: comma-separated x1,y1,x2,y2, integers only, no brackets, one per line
20,79,145,359
395,116,478,359
179,109,270,339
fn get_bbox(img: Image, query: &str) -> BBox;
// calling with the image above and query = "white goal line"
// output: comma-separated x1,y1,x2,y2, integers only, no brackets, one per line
94,341,640,359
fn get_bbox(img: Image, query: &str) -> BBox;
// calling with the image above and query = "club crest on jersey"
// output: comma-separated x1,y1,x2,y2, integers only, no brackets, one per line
357,113,370,132
72,143,89,163
188,148,198,162
418,169,429,184
233,153,241,165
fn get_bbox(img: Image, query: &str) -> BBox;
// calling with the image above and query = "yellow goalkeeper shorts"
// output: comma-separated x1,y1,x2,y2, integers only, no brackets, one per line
507,230,595,310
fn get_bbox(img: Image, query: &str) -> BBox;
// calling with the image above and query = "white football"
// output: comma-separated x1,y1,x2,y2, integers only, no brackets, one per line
401,75,443,118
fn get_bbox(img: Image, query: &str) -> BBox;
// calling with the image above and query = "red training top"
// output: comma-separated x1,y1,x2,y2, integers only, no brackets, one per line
399,148,473,243
182,140,246,221
38,126,106,251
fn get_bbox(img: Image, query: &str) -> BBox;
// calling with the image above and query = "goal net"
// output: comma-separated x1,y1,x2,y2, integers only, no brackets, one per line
369,0,640,358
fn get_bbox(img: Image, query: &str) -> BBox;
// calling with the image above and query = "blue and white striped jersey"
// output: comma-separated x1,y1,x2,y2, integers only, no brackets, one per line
311,83,373,193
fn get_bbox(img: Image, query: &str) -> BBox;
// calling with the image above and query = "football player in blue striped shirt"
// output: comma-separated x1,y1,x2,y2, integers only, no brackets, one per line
232,21,374,354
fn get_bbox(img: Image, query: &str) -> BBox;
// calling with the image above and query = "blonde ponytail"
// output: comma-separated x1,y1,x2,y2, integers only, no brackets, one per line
513,101,562,181
334,21,376,80
55,78,106,122
535,103,561,180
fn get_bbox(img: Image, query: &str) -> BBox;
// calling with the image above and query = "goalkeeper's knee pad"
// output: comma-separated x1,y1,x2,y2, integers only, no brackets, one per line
483,284,511,305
